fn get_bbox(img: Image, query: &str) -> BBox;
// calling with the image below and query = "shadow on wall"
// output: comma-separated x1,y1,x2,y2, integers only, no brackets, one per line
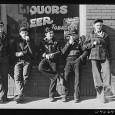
103,25,115,95
103,25,115,78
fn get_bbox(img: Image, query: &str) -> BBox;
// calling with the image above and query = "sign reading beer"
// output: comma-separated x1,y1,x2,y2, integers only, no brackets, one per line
17,4,79,32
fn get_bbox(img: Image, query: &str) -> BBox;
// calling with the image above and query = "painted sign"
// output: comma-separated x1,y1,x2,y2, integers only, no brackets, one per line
17,4,79,32
7,4,79,40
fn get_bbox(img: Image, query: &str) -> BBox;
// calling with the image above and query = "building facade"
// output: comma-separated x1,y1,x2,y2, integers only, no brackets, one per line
1,4,115,97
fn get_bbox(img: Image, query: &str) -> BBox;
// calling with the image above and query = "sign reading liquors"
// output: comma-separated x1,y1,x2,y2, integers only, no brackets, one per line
18,4,79,31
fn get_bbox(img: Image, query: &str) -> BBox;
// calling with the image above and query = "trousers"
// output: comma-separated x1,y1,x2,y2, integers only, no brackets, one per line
62,57,81,98
0,57,9,100
91,59,111,89
38,58,58,98
14,60,32,95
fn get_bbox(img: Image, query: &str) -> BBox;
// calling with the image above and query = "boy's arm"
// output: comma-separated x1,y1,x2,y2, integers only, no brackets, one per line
26,39,36,55
83,34,96,50
79,38,90,61
61,37,74,55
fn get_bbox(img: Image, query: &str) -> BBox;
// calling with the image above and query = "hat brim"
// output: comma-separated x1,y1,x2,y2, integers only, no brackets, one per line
94,19,103,24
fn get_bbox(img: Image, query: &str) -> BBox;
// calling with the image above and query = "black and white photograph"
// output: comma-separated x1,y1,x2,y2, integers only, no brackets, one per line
0,3,115,113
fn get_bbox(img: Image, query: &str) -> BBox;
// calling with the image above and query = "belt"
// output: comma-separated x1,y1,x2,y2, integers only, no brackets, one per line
67,55,80,61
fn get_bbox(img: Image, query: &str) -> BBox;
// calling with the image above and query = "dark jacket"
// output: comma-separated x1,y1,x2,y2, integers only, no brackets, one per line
83,30,111,60
0,31,10,58
38,37,61,61
62,38,89,62
11,36,35,62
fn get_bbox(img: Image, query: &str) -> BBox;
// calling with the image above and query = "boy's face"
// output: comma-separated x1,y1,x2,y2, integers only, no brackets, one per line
45,31,54,40
0,25,4,33
93,22,103,32
19,31,28,39
68,34,78,41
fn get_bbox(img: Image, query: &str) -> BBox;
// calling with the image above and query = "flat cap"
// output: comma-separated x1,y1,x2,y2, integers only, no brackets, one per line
68,29,78,35
0,21,4,26
19,27,29,33
93,18,103,24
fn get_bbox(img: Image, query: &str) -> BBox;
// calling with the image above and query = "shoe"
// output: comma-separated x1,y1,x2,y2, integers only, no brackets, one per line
15,99,22,103
14,94,24,103
0,100,4,104
96,92,101,100
74,98,80,103
62,96,67,102
100,90,106,103
49,97,55,102
0,98,11,104
5,98,11,102
96,86,102,101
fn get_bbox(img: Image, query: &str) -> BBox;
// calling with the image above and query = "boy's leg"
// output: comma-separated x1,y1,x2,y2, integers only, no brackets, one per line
39,59,58,80
14,61,23,102
1,57,9,101
61,62,71,102
74,59,81,102
23,61,32,96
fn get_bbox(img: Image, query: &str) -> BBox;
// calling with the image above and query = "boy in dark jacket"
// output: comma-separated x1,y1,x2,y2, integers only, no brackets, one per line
0,21,10,103
61,29,89,103
12,27,35,103
38,27,62,102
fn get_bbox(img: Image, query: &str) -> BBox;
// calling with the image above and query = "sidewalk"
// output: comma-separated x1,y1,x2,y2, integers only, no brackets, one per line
0,95,115,109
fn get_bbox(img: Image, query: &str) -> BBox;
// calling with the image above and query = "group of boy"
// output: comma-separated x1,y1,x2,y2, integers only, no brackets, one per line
0,18,111,104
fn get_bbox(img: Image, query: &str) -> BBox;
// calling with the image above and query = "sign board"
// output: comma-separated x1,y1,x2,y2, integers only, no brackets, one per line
63,17,79,39
7,4,79,36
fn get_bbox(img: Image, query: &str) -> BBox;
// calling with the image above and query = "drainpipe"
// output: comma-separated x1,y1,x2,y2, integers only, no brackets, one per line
79,5,86,36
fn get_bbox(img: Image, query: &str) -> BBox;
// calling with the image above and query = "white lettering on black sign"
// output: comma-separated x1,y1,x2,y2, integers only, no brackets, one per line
18,4,68,30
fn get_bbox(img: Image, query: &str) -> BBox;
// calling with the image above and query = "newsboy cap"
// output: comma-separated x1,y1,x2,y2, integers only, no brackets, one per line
0,21,4,26
68,29,78,35
93,18,103,24
19,27,29,33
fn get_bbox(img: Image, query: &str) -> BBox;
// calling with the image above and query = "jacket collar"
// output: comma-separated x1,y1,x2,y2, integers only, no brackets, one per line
0,31,6,40
91,29,108,39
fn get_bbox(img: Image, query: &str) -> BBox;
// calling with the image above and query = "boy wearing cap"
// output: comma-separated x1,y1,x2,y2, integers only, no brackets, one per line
11,27,35,103
0,21,10,103
83,18,111,103
61,29,89,103
38,27,63,102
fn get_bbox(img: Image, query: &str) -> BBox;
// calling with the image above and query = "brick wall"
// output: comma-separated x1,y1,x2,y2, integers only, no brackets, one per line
86,4,115,94
86,5,115,33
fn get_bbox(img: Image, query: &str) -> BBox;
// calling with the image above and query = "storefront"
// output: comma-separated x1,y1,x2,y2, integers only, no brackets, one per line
0,4,96,97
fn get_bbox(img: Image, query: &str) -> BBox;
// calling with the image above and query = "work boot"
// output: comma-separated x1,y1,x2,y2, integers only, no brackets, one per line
100,89,106,103
49,97,55,102
96,91,101,100
74,92,80,103
0,97,11,104
96,86,102,100
61,96,67,102
74,98,80,103
14,94,24,103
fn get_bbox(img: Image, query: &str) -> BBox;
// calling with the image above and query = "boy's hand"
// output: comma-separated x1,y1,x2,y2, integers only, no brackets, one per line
42,53,46,58
93,41,97,45
49,53,54,59
68,36,74,44
25,36,30,41
45,54,50,60
16,52,24,57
